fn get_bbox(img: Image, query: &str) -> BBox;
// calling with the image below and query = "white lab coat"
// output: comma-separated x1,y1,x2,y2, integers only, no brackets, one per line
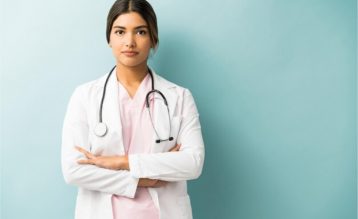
61,68,205,219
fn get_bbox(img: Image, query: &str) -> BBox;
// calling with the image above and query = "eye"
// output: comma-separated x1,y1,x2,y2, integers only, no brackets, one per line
114,30,125,36
137,30,147,35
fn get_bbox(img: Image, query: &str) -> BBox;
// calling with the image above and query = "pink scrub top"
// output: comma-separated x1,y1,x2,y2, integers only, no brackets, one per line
112,73,159,219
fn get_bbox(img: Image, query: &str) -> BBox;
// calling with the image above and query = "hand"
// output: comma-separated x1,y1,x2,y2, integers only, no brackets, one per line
169,143,181,152
75,146,129,170
138,178,167,187
137,144,181,188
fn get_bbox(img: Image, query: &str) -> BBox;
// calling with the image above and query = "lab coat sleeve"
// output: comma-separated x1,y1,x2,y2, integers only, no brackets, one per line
61,86,138,198
128,89,205,181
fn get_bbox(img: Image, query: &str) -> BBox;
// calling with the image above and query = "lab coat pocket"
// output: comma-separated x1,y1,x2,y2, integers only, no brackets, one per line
176,195,193,219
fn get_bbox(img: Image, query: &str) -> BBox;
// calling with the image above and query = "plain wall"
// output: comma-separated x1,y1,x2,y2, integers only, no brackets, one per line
1,0,357,218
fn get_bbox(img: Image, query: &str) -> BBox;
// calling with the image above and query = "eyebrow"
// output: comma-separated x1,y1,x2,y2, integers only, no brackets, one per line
112,25,148,30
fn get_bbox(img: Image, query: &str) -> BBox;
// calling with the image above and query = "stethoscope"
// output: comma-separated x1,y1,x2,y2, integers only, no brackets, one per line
94,65,174,144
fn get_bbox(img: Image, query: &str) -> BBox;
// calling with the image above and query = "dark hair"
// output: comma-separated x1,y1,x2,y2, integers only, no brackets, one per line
106,0,159,48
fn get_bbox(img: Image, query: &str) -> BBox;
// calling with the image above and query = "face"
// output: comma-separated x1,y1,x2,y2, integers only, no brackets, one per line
109,12,152,69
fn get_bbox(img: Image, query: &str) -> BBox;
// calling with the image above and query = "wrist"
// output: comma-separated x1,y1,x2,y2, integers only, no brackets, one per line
120,155,129,170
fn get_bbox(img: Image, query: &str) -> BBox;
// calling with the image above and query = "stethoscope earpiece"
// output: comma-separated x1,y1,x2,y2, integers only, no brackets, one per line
95,65,173,144
155,137,174,144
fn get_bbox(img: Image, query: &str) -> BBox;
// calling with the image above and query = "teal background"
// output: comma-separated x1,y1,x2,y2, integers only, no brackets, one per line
1,0,357,219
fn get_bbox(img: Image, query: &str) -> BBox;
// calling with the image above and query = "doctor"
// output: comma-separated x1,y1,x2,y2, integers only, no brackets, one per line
61,0,205,219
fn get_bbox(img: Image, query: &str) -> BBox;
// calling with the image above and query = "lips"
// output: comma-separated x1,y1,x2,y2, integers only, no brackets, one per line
122,51,139,57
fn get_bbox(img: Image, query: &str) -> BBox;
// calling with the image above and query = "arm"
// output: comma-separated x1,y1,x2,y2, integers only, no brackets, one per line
61,86,138,198
128,89,205,181
74,144,181,187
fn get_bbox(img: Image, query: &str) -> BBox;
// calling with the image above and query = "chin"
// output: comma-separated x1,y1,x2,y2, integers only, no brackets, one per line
117,58,148,68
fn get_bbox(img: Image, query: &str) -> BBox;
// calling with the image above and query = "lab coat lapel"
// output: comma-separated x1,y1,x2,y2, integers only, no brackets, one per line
151,72,178,153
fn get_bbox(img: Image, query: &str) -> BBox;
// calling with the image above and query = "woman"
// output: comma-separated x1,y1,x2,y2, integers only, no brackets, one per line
61,0,205,219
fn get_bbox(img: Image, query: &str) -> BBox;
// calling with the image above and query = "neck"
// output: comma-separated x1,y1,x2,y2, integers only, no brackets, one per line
115,63,148,86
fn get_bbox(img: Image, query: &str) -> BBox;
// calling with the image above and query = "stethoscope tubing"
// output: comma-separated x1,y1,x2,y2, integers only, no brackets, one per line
99,65,116,123
95,65,173,143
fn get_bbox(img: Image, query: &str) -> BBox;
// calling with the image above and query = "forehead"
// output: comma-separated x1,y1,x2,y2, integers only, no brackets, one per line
112,12,148,27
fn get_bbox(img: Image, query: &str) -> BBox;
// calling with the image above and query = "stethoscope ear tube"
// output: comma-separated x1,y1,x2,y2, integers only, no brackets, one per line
145,89,168,108
155,137,174,144
145,88,173,144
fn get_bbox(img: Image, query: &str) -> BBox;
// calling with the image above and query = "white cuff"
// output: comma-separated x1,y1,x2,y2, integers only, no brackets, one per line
123,174,139,198
128,154,143,178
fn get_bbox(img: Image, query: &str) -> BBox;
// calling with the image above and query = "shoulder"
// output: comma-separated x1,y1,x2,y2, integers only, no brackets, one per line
71,74,107,99
154,72,192,97
75,74,106,92
64,75,107,116
154,74,197,112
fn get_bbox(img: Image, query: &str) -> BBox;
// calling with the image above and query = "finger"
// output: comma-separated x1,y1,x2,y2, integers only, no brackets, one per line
154,180,168,187
169,144,181,152
138,178,158,187
149,179,158,187
75,146,88,155
75,146,95,159
169,144,177,152
77,159,94,165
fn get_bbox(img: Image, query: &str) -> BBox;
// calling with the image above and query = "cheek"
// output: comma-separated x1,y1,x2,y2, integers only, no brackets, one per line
110,43,125,57
141,40,152,52
109,34,123,47
110,45,121,56
110,38,123,47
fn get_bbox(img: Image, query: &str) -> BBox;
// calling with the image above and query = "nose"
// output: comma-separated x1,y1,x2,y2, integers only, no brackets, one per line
124,33,136,48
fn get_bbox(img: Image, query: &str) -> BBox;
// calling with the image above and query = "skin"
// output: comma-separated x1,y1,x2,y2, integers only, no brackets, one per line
76,12,179,188
109,12,153,98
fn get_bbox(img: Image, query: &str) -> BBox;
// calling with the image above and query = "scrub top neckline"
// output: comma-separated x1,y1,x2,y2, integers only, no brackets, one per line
117,73,151,107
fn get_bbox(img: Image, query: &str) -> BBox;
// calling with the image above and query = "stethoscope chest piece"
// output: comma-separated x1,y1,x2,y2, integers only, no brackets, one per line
94,122,107,137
